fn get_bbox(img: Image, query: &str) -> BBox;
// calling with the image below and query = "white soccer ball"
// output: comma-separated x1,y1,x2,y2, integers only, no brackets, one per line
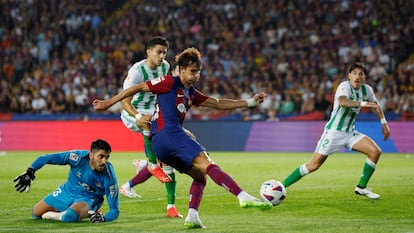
259,179,286,206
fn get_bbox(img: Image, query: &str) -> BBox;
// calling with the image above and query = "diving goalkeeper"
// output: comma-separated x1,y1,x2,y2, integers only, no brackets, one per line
13,139,119,223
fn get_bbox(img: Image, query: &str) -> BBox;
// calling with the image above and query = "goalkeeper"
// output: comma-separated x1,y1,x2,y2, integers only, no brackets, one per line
13,139,119,223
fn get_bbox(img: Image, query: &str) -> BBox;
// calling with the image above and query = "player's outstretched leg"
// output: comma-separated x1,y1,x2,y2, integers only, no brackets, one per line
206,164,272,210
119,160,151,198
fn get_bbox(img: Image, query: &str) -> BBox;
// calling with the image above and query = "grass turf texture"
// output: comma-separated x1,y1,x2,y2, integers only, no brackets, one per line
0,151,413,233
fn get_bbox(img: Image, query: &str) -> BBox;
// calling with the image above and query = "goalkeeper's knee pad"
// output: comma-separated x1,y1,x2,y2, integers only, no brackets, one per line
61,208,80,222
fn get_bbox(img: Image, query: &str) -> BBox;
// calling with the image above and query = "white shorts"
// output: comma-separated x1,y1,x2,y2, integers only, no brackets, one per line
314,129,366,155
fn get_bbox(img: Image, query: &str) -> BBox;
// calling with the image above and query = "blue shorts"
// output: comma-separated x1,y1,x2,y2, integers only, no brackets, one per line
43,184,104,212
152,127,205,173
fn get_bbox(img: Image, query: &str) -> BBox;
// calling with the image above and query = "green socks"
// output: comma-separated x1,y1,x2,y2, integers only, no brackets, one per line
358,159,376,188
282,164,309,188
143,130,157,164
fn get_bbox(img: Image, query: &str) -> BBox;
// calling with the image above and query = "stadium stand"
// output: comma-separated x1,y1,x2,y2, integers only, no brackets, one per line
1,0,413,121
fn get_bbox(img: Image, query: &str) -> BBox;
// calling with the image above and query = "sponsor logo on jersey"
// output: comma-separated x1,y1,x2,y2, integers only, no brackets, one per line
69,152,79,161
150,77,164,85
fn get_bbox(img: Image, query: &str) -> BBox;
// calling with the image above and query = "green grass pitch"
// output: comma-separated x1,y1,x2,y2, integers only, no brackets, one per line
0,151,413,233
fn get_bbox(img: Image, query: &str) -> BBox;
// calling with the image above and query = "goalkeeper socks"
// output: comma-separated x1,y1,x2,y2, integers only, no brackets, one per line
189,179,206,210
206,164,242,196
282,164,309,188
357,159,376,188
143,130,157,164
129,166,152,187
165,169,177,205
61,208,80,222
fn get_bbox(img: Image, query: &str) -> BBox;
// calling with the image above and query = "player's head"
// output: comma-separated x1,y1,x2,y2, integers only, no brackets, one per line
175,47,202,86
348,62,366,88
348,62,367,75
89,139,111,171
145,36,169,69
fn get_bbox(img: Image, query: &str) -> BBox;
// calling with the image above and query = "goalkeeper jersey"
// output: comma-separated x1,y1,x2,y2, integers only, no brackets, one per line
30,150,119,222
325,81,377,132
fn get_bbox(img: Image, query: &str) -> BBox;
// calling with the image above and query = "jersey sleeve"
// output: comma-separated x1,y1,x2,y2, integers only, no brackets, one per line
147,75,174,94
29,150,86,171
364,84,377,103
102,163,120,222
192,89,209,106
335,82,349,98
123,66,144,89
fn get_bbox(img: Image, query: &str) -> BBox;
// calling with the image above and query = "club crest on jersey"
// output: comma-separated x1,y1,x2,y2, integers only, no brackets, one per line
150,77,164,85
69,152,79,161
177,103,186,113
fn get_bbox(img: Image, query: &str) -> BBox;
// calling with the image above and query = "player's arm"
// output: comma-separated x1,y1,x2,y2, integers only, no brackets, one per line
13,152,68,193
200,93,267,110
90,165,120,223
93,82,151,111
371,101,391,140
338,96,378,108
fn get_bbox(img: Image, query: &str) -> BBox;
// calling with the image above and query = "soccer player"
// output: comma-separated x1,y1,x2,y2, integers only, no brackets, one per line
282,62,391,199
119,48,186,217
13,139,119,223
93,47,273,229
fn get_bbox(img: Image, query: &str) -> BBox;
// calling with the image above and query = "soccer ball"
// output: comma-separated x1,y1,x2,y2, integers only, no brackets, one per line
259,179,286,206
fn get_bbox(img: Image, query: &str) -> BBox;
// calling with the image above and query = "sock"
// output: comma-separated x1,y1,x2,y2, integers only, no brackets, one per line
357,159,376,188
206,164,242,196
164,168,176,205
129,166,152,187
61,208,80,222
189,179,206,210
143,130,157,164
282,164,309,188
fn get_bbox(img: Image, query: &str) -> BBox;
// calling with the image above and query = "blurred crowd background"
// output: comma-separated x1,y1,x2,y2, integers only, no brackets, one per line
1,0,414,121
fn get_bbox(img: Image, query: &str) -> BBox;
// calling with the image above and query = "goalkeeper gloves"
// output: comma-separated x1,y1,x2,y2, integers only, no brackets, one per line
13,168,35,193
89,212,105,223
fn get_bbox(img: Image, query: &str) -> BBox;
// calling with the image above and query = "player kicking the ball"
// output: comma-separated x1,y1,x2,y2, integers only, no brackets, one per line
282,62,390,199
13,139,119,223
93,47,272,229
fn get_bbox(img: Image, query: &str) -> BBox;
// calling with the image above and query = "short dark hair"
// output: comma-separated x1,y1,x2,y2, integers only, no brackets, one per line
348,62,367,74
146,36,169,50
91,139,111,153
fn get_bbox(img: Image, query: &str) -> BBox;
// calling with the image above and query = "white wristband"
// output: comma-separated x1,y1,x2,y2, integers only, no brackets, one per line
360,101,367,107
246,98,258,107
380,118,387,125
135,113,142,121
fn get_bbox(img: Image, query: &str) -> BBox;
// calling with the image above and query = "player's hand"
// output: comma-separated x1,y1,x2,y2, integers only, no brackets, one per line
13,168,35,193
89,212,105,223
92,99,110,111
253,92,267,103
136,114,152,129
382,123,390,141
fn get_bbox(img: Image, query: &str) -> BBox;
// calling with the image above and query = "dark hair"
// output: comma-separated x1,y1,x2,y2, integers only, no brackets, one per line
91,139,111,153
146,36,169,50
348,62,367,74
175,47,201,68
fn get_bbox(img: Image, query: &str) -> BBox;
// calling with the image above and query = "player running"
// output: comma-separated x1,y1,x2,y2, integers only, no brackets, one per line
13,139,119,223
93,47,272,229
282,62,391,199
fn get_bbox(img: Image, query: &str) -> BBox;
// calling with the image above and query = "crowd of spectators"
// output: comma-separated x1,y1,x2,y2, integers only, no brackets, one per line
1,0,414,121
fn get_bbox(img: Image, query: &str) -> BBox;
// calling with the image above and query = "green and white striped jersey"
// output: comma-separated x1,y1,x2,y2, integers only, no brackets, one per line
325,81,376,132
121,59,170,115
